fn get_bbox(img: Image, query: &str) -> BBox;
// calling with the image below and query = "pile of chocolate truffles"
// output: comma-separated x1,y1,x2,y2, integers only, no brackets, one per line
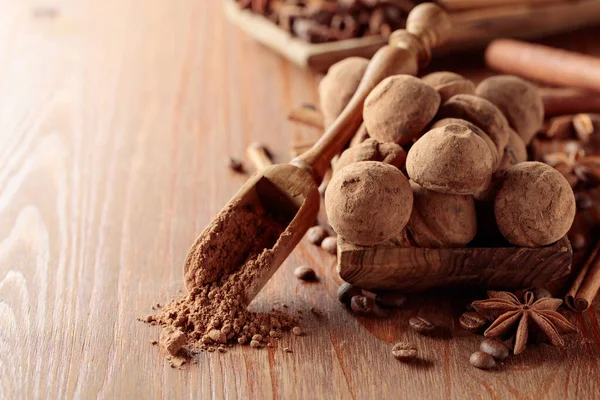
321,62,577,249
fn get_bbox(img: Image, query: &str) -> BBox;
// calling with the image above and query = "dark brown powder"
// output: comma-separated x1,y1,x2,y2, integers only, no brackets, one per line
143,204,299,358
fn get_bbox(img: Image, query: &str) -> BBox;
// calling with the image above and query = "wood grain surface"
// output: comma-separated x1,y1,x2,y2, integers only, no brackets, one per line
1,0,600,399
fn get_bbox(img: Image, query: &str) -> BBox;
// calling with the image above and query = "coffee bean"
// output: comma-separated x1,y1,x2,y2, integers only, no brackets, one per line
351,295,386,317
337,283,363,307
306,226,327,245
321,236,338,255
480,339,510,360
350,295,371,315
294,266,317,281
459,311,489,333
409,316,435,334
375,292,407,308
470,351,496,369
392,342,417,361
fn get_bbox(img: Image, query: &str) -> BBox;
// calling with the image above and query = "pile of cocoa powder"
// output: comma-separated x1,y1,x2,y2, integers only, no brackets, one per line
142,204,299,365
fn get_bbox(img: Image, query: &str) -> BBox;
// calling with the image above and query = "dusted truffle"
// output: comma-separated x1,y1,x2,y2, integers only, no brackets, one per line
438,94,511,155
335,138,407,173
494,162,576,247
364,75,441,145
421,71,476,103
406,124,494,195
325,161,413,246
319,57,369,128
407,181,477,248
476,75,544,144
431,118,500,170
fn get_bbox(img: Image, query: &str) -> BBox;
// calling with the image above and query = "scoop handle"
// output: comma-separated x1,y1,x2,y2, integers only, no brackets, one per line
291,3,451,184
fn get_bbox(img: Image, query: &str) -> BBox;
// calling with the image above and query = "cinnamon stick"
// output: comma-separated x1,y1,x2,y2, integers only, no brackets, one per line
566,240,600,311
485,39,600,93
539,88,600,116
288,104,324,129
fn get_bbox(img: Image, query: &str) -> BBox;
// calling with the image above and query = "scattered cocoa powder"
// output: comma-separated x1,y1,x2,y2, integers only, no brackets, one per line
143,203,299,356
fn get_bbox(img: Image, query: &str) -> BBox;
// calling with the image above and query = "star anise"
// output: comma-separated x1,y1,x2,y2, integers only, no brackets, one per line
471,291,577,355
544,149,600,188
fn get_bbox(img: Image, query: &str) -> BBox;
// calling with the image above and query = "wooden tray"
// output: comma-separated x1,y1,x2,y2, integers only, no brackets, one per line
337,236,572,292
225,0,600,71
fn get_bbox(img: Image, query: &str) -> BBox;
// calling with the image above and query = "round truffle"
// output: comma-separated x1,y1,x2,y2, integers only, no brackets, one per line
406,124,494,195
335,138,406,173
476,75,544,144
407,181,477,248
421,71,476,103
431,118,500,170
364,75,441,145
438,94,511,155
494,162,576,247
325,161,413,246
319,57,369,128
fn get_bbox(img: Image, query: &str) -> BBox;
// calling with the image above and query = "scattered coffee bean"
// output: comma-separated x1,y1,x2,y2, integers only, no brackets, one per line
351,295,371,315
459,311,489,333
575,192,593,210
321,236,338,255
409,316,435,334
227,156,244,173
306,226,327,245
292,326,302,336
294,265,317,281
480,339,510,360
351,295,386,317
570,232,586,250
375,292,407,308
391,342,417,361
470,351,496,369
337,282,363,307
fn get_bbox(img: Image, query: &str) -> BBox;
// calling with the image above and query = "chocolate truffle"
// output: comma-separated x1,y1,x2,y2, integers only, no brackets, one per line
406,124,494,195
364,75,441,145
319,57,369,128
335,138,407,173
494,162,576,247
407,181,477,248
421,71,476,103
325,161,413,246
438,94,511,155
431,118,500,170
476,75,544,144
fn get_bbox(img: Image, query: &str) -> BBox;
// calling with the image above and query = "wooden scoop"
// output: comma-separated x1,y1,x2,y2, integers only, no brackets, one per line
183,3,452,303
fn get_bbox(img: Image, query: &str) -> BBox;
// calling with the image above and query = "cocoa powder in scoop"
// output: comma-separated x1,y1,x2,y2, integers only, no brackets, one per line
142,204,298,358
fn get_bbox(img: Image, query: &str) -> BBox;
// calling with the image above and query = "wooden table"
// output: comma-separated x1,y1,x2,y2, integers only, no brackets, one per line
1,1,599,398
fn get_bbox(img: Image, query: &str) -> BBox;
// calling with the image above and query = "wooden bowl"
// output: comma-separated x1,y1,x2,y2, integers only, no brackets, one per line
337,236,572,292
